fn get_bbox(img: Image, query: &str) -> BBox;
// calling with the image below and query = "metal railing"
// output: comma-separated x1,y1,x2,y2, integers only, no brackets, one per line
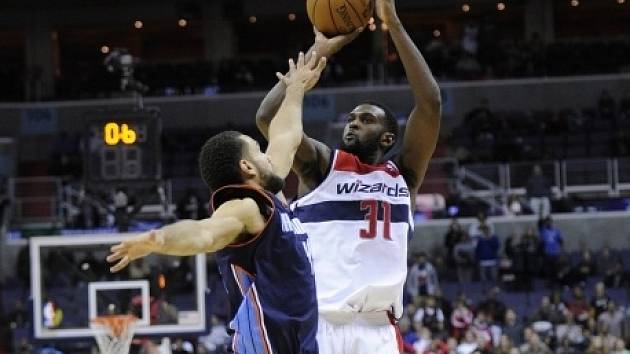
457,158,625,201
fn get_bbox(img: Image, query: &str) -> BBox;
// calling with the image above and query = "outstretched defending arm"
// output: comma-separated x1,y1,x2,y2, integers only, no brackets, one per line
377,0,442,195
266,52,327,180
107,197,265,272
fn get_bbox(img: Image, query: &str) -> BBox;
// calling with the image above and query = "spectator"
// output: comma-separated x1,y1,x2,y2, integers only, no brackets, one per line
475,225,500,284
454,233,476,283
532,294,566,325
526,165,552,218
598,301,625,340
604,258,630,288
425,338,450,354
567,286,590,325
413,296,446,334
413,326,434,353
556,312,587,352
590,282,611,319
514,227,540,290
598,246,620,276
538,217,563,279
399,316,418,354
8,299,28,328
42,299,63,328
457,330,479,354
176,189,206,220
128,258,150,280
586,335,607,354
113,187,130,232
445,219,466,269
172,338,194,354
504,194,525,216
434,288,453,324
503,309,524,346
199,315,229,354
18,338,33,354
478,287,507,325
612,339,630,354
469,210,494,238
471,311,494,349
498,335,516,354
519,332,552,354
407,252,440,297
572,250,597,284
451,299,474,340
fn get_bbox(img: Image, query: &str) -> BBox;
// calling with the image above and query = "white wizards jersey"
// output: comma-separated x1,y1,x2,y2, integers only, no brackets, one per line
291,149,413,319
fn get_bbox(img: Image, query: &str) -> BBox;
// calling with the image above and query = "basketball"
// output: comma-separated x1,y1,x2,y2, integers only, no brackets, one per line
306,0,374,36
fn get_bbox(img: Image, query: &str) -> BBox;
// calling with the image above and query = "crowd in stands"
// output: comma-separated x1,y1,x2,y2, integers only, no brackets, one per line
55,39,630,101
4,34,630,102
399,215,630,354
449,90,630,164
3,208,630,353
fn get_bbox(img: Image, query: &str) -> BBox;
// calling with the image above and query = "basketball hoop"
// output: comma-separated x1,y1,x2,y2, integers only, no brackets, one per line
90,314,138,354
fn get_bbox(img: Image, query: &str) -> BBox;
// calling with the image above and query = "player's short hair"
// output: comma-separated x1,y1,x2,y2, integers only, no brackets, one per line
360,101,399,140
199,131,245,191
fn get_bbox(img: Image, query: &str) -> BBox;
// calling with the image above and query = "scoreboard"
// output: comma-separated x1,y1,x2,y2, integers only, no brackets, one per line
84,109,161,183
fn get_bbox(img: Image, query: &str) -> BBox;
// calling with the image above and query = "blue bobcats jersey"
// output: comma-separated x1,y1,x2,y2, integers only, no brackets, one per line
212,185,318,354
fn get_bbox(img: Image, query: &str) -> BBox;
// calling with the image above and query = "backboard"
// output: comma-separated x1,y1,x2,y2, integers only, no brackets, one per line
30,234,207,339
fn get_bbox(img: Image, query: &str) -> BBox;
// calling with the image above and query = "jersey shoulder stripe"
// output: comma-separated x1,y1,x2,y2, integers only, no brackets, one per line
333,149,400,177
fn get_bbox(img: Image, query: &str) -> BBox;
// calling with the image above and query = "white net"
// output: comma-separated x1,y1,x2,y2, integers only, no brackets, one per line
90,315,137,354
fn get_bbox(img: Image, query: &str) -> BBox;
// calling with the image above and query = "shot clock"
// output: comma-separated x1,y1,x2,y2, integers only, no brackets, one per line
84,109,162,183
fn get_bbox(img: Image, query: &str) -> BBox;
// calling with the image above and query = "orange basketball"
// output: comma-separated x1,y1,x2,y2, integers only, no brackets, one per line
306,0,374,36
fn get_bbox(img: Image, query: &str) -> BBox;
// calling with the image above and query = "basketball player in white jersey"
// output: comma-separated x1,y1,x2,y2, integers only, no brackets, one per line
255,0,441,353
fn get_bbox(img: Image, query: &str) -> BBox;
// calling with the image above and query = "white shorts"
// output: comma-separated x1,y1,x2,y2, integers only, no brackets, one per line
317,312,403,354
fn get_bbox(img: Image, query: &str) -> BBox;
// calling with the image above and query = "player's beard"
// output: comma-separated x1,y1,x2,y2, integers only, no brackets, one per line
340,136,380,163
261,171,285,194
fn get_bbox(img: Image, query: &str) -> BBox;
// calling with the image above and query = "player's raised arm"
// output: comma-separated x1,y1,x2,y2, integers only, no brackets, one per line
377,0,442,194
256,29,361,190
107,197,265,272
266,52,327,180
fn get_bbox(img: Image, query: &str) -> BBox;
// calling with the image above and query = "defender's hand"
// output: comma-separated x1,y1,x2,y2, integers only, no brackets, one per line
375,0,399,25
276,52,327,92
107,230,164,272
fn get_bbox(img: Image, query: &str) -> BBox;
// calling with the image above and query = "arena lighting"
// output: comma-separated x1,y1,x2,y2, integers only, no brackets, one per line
497,2,506,11
178,18,188,27
133,20,143,29
100,45,110,54
248,15,257,23
462,4,471,12
288,13,296,21
570,0,579,6
433,29,441,37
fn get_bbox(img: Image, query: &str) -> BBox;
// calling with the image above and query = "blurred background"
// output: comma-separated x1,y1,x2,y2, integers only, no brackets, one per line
0,0,630,353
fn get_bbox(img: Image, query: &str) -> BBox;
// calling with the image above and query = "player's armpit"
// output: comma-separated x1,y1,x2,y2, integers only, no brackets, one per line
211,186,275,248
397,103,441,192
292,135,332,192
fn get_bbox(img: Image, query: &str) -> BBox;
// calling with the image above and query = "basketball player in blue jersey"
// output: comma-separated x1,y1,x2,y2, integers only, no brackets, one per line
107,52,327,354
255,0,441,353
